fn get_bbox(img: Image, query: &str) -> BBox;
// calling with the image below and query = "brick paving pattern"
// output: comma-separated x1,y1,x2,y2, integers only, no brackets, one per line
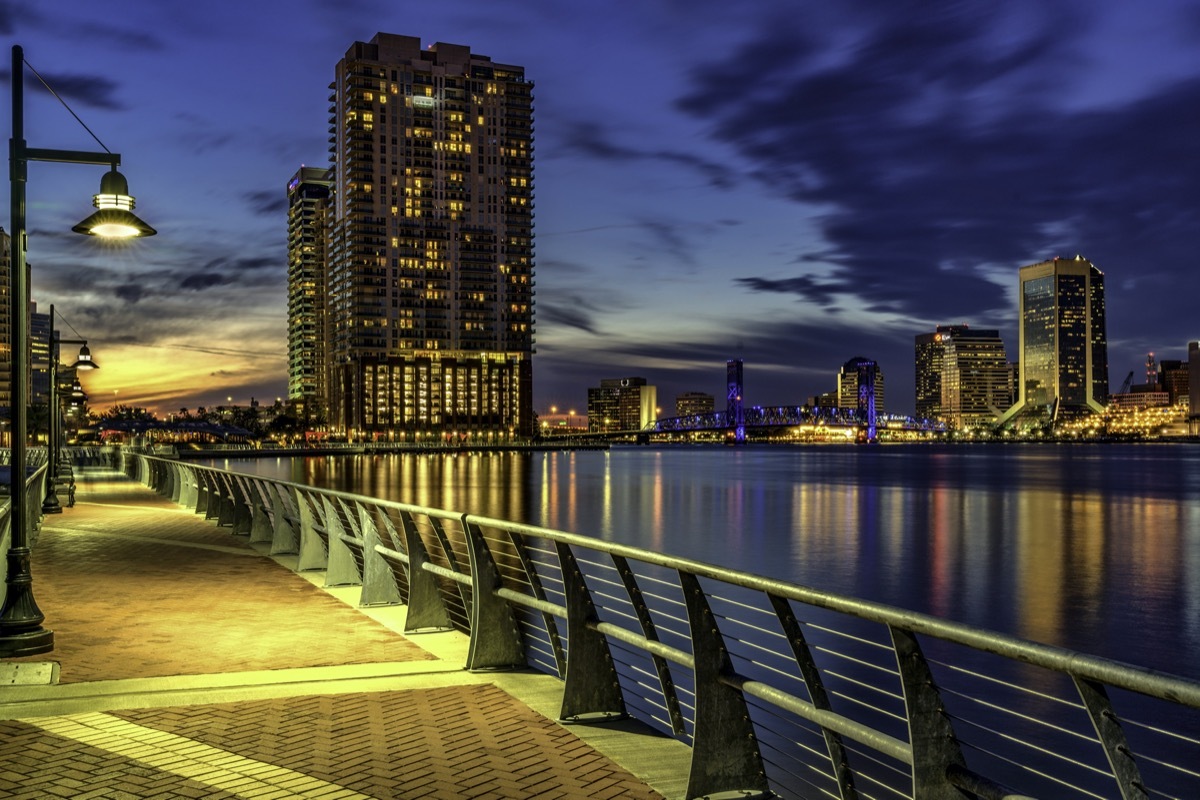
112,686,664,799
0,719,243,800
11,476,434,683
0,468,670,799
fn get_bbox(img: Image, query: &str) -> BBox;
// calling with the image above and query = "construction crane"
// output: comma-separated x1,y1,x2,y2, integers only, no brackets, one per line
1118,370,1134,394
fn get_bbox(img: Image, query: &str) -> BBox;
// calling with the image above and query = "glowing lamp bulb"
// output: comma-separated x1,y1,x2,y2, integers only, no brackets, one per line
72,168,157,238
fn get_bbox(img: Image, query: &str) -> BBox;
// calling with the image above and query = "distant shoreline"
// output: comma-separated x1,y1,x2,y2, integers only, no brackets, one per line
166,435,1200,459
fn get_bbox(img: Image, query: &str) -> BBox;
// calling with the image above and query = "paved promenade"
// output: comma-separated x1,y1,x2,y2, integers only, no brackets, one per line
0,467,690,799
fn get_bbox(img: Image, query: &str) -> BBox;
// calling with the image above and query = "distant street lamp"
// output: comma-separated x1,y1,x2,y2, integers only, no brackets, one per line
0,45,156,658
41,304,100,515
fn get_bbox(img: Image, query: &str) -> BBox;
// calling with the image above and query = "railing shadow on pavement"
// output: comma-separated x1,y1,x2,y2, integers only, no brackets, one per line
115,447,1200,800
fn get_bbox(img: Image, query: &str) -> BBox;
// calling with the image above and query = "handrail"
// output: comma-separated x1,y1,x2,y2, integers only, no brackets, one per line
119,448,1200,800
0,455,53,592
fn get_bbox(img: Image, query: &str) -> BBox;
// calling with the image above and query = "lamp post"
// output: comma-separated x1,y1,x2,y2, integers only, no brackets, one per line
42,304,99,515
1,45,155,657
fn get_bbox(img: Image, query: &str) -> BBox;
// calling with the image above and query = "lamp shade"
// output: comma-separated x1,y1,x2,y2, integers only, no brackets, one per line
71,344,99,370
71,168,156,238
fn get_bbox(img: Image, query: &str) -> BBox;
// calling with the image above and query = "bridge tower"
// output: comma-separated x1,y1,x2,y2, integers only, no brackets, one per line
856,360,878,443
727,359,745,444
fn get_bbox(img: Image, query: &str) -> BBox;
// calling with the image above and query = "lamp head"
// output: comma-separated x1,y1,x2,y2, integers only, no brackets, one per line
72,344,99,370
72,168,157,238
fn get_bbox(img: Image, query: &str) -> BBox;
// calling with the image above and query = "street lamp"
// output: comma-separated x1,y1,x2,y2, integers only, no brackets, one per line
42,304,99,515
1,45,156,658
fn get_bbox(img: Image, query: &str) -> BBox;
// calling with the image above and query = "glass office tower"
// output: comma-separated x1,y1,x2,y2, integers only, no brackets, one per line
1000,256,1108,427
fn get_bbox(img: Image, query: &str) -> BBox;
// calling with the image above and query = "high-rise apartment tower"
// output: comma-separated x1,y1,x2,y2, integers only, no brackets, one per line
1000,255,1108,426
286,167,332,419
319,33,535,438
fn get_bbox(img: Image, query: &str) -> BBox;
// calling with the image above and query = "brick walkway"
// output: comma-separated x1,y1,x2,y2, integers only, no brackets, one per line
0,467,680,799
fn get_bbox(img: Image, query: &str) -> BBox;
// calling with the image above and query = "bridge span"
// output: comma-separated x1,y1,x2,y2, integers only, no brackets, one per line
648,405,945,439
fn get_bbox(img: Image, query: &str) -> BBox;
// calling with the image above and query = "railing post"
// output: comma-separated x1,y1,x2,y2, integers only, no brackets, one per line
202,472,221,521
770,593,858,799
178,464,197,509
193,469,210,516
398,512,452,631
295,489,328,571
429,516,470,615
323,496,361,586
359,505,402,607
889,625,967,799
462,516,525,671
680,571,770,800
1074,677,1148,800
166,461,181,503
613,554,685,736
248,480,275,544
556,541,626,723
214,473,235,526
229,475,252,535
268,488,298,555
513,532,565,676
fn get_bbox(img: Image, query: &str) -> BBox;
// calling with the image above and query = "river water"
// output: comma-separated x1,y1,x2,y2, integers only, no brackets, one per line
214,442,1200,680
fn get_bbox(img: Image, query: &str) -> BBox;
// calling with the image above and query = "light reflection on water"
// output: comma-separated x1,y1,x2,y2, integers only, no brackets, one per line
216,442,1200,678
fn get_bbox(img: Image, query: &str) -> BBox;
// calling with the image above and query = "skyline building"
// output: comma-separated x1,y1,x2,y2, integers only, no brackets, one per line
1158,359,1188,407
1190,342,1200,435
837,356,885,415
675,391,714,418
587,377,657,433
913,329,946,420
309,33,535,439
1000,255,1108,426
31,304,50,404
914,325,1009,430
286,166,332,420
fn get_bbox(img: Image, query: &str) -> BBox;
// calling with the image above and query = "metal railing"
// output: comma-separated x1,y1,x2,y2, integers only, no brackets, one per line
0,455,52,596
120,449,1200,800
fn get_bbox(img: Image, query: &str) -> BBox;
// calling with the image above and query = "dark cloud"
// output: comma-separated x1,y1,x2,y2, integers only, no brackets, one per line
70,22,164,52
558,120,737,189
675,4,1200,359
173,113,236,153
201,255,279,272
244,189,286,217
538,301,600,335
737,276,842,309
637,219,695,267
0,67,125,110
115,283,148,304
181,273,233,291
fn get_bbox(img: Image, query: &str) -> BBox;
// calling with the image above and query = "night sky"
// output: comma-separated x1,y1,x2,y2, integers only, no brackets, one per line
4,0,1198,417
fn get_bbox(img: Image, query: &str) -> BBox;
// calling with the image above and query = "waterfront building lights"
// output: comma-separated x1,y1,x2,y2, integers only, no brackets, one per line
1,44,156,658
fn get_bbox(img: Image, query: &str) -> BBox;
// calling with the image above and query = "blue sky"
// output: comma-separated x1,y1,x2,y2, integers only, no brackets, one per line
3,0,1199,416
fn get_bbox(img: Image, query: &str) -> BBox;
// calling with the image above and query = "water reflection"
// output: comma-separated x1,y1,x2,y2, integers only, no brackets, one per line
218,442,1200,678
220,452,533,523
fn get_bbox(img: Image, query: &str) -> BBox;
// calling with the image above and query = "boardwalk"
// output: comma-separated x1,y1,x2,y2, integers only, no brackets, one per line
0,467,690,799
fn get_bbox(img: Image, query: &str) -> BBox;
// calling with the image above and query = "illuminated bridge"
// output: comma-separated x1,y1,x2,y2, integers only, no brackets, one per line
646,405,946,439
645,358,944,442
